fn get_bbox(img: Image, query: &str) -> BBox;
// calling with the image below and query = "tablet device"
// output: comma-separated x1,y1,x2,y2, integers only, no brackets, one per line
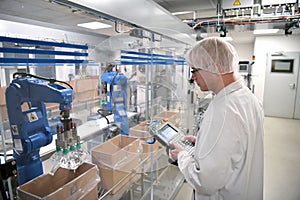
150,121,194,155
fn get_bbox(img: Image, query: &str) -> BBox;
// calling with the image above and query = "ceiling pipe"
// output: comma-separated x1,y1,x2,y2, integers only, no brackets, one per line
253,0,262,17
191,1,300,32
193,11,197,20
192,15,300,30
216,0,222,17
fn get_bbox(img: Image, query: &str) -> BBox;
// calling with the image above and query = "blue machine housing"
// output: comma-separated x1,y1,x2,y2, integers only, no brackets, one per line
101,71,129,135
5,77,73,184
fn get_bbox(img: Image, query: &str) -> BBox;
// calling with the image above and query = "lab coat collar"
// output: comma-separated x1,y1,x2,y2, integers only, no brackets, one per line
214,79,244,100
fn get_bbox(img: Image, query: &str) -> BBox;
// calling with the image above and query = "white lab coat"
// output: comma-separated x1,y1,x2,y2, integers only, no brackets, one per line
178,79,264,200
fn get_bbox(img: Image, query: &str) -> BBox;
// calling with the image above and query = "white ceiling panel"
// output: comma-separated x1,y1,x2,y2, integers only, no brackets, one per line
67,0,196,44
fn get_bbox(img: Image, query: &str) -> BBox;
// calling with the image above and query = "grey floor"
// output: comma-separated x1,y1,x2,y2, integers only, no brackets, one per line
174,117,300,200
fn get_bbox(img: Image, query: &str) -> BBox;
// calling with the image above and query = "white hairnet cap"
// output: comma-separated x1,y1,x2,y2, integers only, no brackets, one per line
185,37,239,74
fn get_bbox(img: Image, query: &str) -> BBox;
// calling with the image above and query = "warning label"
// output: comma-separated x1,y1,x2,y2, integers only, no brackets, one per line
223,0,252,9
27,112,38,122
233,0,241,6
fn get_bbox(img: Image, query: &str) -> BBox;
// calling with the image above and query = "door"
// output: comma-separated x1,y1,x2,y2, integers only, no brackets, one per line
264,52,300,118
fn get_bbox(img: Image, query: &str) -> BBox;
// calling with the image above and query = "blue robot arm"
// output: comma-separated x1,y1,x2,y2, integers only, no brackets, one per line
101,71,129,135
5,73,73,184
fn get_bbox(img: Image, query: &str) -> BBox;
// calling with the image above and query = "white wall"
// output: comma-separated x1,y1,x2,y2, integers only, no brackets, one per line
230,36,300,105
253,35,300,102
234,42,254,61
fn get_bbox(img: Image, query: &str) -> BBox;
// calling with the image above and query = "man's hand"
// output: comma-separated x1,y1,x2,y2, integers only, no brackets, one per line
182,135,197,145
169,141,184,161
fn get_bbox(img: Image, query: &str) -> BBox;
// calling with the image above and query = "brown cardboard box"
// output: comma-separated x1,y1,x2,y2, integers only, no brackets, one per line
75,79,98,93
91,135,140,167
64,78,99,104
129,120,151,139
74,78,98,102
78,185,98,200
91,135,140,194
96,159,139,194
0,105,8,121
0,86,8,121
75,90,98,102
0,86,6,106
136,141,165,173
141,141,163,155
17,163,99,200
154,111,180,127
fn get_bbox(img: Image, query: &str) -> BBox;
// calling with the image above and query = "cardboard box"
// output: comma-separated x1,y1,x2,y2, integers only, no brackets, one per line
96,159,139,194
154,111,180,127
0,86,6,106
78,185,98,200
136,141,165,172
0,86,8,121
129,120,151,139
64,78,99,104
91,135,140,167
75,79,98,93
75,90,98,102
17,163,99,200
0,105,8,121
91,135,140,194
129,121,165,173
141,141,163,155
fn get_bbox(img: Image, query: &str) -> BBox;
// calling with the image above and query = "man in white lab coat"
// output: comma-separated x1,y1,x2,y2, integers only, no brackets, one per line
169,37,264,200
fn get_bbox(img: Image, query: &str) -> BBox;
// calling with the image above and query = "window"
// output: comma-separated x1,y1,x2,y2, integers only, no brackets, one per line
271,59,294,73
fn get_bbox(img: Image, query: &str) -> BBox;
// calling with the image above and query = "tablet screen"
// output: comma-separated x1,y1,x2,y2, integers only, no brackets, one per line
159,124,178,142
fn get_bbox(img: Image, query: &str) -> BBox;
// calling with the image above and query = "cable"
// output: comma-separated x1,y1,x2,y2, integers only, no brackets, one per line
97,109,111,125
147,137,156,144
104,64,114,73
0,177,8,200
12,72,73,89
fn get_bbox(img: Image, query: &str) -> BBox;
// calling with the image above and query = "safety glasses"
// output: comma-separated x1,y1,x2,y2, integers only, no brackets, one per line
191,68,201,74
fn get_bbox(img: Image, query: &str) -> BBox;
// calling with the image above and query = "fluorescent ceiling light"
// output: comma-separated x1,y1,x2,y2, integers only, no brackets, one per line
172,11,193,15
253,29,279,35
77,21,112,30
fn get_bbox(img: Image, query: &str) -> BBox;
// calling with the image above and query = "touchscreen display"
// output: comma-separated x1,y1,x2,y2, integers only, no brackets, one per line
159,124,178,142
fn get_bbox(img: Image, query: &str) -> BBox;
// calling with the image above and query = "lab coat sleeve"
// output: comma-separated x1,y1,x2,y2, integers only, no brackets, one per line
178,118,244,195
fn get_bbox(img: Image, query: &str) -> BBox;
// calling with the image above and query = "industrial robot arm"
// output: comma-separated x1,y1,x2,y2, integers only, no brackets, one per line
101,70,129,135
5,73,73,184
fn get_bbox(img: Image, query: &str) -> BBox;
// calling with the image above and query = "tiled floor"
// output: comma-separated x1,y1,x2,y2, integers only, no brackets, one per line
174,117,300,200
